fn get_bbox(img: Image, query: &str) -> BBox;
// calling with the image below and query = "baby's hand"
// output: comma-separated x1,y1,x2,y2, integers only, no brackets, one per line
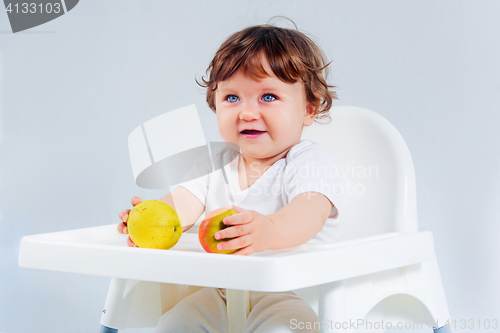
117,196,142,248
214,206,278,256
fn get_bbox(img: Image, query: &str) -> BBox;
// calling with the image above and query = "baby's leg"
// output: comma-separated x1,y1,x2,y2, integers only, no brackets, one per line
154,287,227,333
245,291,319,333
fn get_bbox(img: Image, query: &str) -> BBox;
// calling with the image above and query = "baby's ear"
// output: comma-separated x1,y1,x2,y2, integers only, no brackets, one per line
303,104,316,126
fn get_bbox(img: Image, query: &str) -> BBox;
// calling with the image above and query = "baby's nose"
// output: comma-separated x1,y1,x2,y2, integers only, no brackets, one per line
239,105,261,121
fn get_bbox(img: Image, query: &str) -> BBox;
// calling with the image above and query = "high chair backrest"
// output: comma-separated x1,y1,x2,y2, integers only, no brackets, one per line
302,106,418,241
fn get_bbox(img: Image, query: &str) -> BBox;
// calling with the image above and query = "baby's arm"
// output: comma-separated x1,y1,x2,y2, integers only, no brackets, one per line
117,186,205,246
164,186,205,232
268,192,333,250
215,191,333,255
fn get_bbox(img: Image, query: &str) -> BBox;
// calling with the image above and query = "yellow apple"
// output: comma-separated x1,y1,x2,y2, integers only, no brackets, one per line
127,200,182,249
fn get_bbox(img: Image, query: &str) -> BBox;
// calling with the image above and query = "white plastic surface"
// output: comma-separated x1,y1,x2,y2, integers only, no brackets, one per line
18,223,435,292
302,106,419,241
226,289,250,333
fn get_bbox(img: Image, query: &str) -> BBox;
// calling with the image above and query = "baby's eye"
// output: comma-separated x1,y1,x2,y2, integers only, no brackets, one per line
225,95,239,103
262,94,277,102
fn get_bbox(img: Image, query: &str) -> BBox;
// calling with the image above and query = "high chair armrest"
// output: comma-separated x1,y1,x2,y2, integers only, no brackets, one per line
258,231,436,291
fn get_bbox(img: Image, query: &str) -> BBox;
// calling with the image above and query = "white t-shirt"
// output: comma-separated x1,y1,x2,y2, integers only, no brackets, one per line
177,139,342,244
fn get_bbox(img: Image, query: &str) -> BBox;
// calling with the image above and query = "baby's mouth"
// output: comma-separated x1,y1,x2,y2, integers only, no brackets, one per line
240,130,266,135
240,130,267,138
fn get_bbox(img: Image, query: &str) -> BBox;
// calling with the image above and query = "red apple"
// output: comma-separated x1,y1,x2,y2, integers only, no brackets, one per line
199,208,239,254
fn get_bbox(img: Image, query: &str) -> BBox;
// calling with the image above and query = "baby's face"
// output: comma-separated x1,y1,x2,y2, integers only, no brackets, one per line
215,59,315,163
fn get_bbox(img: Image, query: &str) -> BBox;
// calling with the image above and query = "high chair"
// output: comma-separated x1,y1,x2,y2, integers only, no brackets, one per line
19,105,452,333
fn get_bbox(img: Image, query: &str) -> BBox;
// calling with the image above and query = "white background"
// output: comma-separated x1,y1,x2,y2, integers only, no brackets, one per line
1,0,499,332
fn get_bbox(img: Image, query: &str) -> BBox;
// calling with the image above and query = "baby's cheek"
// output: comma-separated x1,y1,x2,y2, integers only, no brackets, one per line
219,128,236,143
216,118,230,138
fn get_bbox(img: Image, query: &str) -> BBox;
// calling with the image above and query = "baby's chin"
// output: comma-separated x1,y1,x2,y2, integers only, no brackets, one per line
239,148,269,159
240,147,290,162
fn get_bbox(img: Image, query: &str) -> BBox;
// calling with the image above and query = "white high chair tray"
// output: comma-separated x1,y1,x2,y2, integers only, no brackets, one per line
19,224,435,292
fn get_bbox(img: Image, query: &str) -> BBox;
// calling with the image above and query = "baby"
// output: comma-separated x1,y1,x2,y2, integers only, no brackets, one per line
118,21,340,333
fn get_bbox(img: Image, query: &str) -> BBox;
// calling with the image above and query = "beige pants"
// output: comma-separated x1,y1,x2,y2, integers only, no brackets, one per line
154,287,319,333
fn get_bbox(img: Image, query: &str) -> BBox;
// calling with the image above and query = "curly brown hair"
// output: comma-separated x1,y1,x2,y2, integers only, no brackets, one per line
198,23,337,123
